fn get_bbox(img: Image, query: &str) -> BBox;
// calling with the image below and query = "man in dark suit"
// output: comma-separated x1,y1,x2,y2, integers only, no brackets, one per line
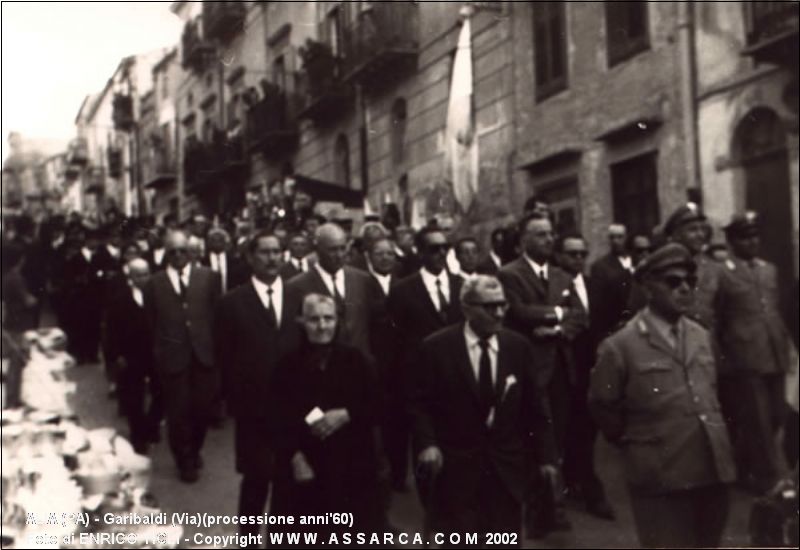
286,223,384,363
144,230,221,482
717,212,791,494
387,226,464,499
555,234,614,520
278,231,312,282
410,275,557,538
453,237,480,281
144,226,167,272
103,258,162,454
214,230,301,541
204,227,249,294
496,213,579,534
477,227,506,275
393,225,421,280
589,223,634,341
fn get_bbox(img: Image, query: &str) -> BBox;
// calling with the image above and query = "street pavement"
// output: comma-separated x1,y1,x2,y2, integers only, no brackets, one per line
69,361,753,549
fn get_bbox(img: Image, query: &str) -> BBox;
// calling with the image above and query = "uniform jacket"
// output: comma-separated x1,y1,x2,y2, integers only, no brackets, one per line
589,311,736,495
409,325,557,504
689,253,722,331
716,256,789,375
285,266,384,362
497,257,579,386
144,265,221,374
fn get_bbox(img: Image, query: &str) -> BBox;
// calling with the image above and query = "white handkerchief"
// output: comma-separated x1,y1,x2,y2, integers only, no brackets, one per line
305,407,324,425
502,374,517,400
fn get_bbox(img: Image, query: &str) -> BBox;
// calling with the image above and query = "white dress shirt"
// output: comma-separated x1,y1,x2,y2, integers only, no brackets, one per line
573,273,589,313
446,247,461,276
490,251,502,270
314,263,345,298
153,248,165,266
209,252,228,291
618,255,634,273
464,323,498,384
130,283,144,308
420,267,450,312
107,244,120,259
290,256,308,273
251,276,283,327
372,272,392,296
166,264,191,297
81,247,93,262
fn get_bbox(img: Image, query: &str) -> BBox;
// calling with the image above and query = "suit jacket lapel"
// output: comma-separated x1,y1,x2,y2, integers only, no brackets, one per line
519,258,547,300
495,333,512,405
243,282,276,332
454,328,481,407
413,274,443,326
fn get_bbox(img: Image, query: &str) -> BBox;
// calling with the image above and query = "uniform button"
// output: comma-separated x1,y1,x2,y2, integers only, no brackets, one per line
699,414,707,421
653,387,660,393
694,396,700,403
186,321,191,327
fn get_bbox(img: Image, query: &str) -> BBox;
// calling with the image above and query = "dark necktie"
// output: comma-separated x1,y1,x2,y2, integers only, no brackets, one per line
331,274,346,315
178,272,188,302
478,339,494,416
538,267,548,290
436,278,449,323
266,287,278,327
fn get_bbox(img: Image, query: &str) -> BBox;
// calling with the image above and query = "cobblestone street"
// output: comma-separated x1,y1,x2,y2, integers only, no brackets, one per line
69,361,752,549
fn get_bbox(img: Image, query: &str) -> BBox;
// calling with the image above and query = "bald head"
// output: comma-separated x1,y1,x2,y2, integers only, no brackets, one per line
608,224,628,256
127,258,150,289
165,230,190,269
316,223,347,274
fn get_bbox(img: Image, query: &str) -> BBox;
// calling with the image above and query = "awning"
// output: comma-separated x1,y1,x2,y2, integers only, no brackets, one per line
291,174,364,209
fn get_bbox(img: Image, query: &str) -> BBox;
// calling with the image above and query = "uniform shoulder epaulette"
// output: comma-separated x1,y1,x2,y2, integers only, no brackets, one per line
754,258,766,267
725,259,736,271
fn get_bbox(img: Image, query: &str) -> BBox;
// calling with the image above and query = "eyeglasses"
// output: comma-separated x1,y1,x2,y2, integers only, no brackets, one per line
563,250,588,258
426,244,449,253
467,301,509,311
632,246,652,254
659,274,698,290
169,248,189,254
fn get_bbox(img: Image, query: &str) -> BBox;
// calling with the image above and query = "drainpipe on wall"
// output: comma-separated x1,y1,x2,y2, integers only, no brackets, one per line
678,1,701,198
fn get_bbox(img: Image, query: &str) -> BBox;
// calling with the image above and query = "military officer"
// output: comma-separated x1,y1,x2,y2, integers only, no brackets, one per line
589,243,736,547
716,211,791,494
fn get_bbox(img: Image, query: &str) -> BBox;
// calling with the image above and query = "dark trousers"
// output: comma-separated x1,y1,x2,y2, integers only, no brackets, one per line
438,465,521,547
383,392,410,487
117,357,163,453
629,484,729,548
563,380,605,504
64,294,101,363
719,373,787,492
162,355,218,469
239,475,270,544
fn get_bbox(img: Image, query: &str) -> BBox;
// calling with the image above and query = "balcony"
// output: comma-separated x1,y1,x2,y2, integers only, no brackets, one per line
297,40,354,123
181,20,214,73
66,137,89,166
107,148,124,179
183,132,246,192
743,1,799,67
341,2,419,89
203,1,246,43
245,78,302,157
143,146,177,190
113,94,134,132
86,166,106,193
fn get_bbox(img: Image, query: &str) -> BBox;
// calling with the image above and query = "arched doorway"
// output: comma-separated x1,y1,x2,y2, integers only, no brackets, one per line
732,108,795,326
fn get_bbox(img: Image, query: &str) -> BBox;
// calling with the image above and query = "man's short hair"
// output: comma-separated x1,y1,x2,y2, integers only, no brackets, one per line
414,226,445,251
517,211,551,235
247,229,280,254
455,236,479,255
207,227,230,241
555,232,585,253
460,274,503,305
359,221,389,240
368,236,394,255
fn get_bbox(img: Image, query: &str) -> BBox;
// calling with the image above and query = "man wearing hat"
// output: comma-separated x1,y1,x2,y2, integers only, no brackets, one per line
662,202,721,331
589,243,736,547
716,211,791,494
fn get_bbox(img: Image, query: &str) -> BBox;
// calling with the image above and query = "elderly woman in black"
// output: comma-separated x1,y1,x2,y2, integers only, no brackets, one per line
270,293,382,543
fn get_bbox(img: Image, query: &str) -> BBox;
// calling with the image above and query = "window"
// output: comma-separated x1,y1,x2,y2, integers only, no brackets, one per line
334,134,351,187
323,6,343,55
610,152,660,237
390,98,407,166
273,56,287,91
605,1,650,66
537,177,580,235
532,1,567,100
161,72,169,100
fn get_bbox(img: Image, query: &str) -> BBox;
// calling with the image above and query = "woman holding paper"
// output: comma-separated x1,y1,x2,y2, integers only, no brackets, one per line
270,293,382,539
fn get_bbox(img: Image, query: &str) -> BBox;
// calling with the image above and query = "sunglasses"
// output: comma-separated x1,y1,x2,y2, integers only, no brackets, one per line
467,300,509,311
564,250,588,258
659,274,698,290
426,244,449,253
633,246,652,254
169,248,189,254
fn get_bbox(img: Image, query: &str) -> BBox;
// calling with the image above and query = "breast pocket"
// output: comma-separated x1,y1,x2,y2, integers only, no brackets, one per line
629,360,678,400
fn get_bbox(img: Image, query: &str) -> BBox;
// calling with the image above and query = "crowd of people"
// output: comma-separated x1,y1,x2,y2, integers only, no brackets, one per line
1,193,798,547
